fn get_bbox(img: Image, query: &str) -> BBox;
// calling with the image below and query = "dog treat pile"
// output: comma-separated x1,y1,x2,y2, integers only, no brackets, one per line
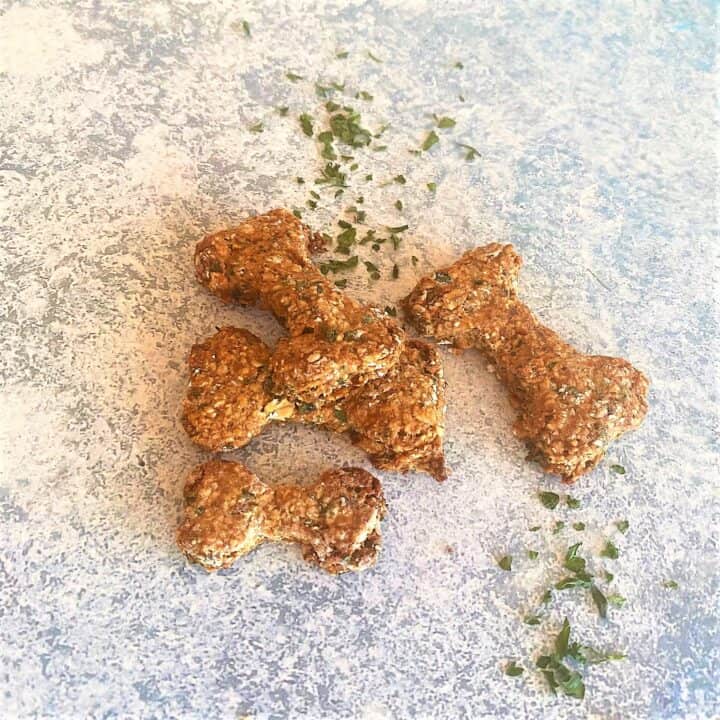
176,209,649,574
186,209,447,481
403,243,650,481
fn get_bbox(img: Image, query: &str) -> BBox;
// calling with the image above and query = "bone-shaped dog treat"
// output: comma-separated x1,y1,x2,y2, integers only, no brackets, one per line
182,326,447,480
404,244,649,481
195,208,404,406
177,460,386,574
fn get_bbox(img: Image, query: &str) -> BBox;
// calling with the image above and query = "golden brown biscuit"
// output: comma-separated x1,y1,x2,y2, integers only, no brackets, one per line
181,327,447,481
404,244,649,481
342,340,447,480
188,209,447,480
177,460,386,574
181,327,293,450
195,208,404,406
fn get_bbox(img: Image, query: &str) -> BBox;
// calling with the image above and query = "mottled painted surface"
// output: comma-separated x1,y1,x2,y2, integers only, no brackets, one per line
0,1,718,718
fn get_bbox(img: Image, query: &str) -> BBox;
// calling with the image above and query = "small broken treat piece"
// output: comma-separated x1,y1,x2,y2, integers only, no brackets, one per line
195,208,404,406
181,327,448,480
181,326,294,451
404,244,649,481
177,460,387,574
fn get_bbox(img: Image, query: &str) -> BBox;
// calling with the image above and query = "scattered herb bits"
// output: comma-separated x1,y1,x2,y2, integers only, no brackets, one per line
663,580,679,589
231,19,251,37
539,491,560,510
610,464,626,475
590,585,608,619
601,541,619,559
616,520,629,533
427,182,437,192
364,260,380,280
435,115,456,129
566,496,581,509
504,661,524,677
457,142,481,160
498,555,513,571
286,71,304,82
422,130,439,151
319,256,359,274
299,113,314,137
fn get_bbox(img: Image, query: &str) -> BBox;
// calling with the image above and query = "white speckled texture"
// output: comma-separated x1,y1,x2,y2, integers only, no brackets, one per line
1,1,718,718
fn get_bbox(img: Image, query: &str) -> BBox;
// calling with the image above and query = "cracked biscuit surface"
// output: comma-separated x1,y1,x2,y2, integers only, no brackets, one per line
404,243,649,481
177,460,387,574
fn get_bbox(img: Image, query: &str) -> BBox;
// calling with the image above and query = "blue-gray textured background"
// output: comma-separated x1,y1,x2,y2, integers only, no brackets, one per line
0,1,718,718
